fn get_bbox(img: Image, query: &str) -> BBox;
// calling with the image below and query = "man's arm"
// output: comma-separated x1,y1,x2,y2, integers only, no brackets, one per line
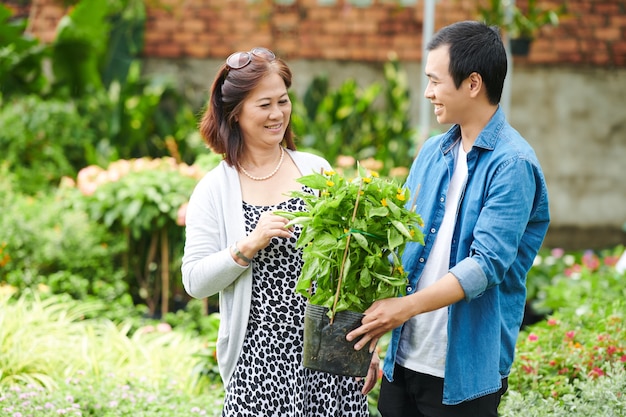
346,272,465,352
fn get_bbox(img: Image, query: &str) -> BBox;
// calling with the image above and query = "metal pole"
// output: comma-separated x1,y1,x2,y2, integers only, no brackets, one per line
418,0,436,146
502,0,515,118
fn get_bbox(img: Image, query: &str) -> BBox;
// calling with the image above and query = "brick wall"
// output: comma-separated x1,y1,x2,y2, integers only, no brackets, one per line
6,0,626,66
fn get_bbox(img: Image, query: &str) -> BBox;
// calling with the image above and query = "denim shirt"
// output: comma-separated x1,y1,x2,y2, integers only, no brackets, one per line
383,107,550,405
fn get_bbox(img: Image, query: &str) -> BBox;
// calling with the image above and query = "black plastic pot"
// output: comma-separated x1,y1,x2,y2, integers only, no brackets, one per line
302,303,374,377
510,37,532,56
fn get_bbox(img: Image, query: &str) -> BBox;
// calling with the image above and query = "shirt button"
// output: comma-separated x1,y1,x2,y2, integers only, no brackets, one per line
430,228,436,233
407,286,413,292
440,197,445,202
419,257,425,263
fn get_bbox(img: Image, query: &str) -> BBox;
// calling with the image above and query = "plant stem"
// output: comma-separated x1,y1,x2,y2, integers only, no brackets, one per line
330,179,363,323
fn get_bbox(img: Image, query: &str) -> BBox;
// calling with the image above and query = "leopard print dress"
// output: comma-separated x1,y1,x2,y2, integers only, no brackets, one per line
221,197,368,417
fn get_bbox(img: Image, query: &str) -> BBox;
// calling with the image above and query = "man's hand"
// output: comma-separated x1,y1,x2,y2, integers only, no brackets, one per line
346,297,414,352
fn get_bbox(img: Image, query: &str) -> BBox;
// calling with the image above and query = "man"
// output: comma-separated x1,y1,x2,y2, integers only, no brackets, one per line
347,20,550,417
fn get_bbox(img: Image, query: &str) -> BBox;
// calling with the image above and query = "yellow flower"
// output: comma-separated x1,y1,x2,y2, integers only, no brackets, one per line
371,171,380,178
326,180,335,187
396,193,406,201
321,190,330,197
362,177,372,184
324,170,336,176
381,198,388,207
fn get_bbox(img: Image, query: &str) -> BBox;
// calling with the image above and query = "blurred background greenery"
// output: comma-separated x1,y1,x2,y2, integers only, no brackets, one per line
1,1,625,416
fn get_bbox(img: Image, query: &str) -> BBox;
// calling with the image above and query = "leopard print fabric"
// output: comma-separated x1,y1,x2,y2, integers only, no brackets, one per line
221,196,368,417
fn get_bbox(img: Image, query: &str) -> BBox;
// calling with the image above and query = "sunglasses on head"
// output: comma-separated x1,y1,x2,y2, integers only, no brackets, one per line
226,47,276,70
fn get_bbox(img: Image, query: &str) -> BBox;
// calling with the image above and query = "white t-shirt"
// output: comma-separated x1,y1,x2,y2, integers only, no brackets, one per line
396,141,468,377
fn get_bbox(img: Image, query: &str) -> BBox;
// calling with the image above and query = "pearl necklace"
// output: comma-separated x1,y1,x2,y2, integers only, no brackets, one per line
238,146,285,181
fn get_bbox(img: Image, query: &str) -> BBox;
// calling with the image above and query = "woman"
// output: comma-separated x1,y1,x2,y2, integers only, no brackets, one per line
181,47,374,416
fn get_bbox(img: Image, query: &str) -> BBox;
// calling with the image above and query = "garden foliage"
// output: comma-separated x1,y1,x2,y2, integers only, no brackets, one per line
290,56,418,177
2,2,625,415
0,292,223,416
0,168,131,322
72,157,212,317
509,246,626,400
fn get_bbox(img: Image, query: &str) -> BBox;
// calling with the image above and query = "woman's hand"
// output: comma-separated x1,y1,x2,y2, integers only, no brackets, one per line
234,211,294,263
361,351,381,395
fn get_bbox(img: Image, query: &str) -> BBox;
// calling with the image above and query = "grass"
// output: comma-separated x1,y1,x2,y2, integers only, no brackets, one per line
0,291,223,416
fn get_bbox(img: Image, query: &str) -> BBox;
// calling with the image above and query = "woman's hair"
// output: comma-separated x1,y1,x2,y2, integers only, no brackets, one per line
427,20,507,105
199,51,296,166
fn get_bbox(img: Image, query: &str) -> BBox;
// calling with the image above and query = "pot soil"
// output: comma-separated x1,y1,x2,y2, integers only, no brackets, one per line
302,303,373,377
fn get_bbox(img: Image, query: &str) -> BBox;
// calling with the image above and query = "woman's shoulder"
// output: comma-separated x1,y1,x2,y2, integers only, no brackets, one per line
286,148,331,171
193,160,235,192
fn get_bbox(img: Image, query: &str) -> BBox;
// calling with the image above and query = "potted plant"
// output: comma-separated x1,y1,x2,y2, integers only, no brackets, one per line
277,167,424,376
477,0,566,56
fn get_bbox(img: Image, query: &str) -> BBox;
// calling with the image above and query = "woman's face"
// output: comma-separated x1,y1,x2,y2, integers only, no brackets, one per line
237,72,291,147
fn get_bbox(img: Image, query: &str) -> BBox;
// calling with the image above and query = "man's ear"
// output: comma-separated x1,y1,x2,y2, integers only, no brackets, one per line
468,72,483,97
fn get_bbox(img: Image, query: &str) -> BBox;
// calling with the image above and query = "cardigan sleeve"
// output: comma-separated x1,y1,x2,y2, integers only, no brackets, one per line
181,163,248,299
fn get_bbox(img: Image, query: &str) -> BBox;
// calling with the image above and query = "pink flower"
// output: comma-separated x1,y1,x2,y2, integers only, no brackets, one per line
137,325,155,334
176,202,188,226
564,264,581,277
76,165,104,196
603,255,619,267
551,248,565,258
528,333,538,342
547,318,558,326
156,322,172,333
336,155,356,168
582,251,600,270
565,331,576,340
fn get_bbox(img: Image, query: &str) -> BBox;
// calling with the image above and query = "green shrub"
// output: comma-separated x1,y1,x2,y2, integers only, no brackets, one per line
291,56,417,177
500,365,626,416
509,246,626,399
0,174,128,313
74,157,209,317
0,4,49,98
0,95,96,194
511,301,625,398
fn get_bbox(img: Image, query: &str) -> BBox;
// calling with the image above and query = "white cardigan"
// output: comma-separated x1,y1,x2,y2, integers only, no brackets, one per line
181,148,331,386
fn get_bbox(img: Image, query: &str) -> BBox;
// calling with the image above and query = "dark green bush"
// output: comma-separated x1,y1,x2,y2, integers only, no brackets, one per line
0,173,129,311
0,95,96,194
291,57,417,177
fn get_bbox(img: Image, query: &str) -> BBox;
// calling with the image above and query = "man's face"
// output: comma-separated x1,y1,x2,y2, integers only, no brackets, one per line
424,45,471,126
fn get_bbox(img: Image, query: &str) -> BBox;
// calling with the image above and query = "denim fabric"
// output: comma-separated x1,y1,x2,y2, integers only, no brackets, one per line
383,107,550,405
